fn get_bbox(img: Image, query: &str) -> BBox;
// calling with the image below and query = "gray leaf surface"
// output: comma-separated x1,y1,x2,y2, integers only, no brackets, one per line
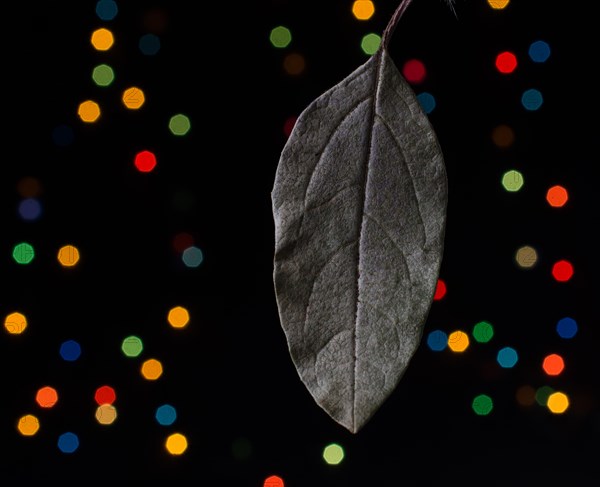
271,47,447,433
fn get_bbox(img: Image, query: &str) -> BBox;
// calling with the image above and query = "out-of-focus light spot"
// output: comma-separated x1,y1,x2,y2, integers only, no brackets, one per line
182,246,204,268
283,53,306,75
58,432,79,453
172,232,194,253
361,33,381,55
168,306,190,329
547,392,569,414
134,150,157,173
556,317,578,339
491,124,515,148
96,0,118,20
501,169,524,192
12,242,35,264
535,386,554,406
58,245,80,267
36,386,58,408
141,358,163,380
155,404,177,426
91,28,114,51
19,198,42,221
542,353,565,376
433,279,446,300
515,245,538,269
283,116,297,137
96,404,117,425
60,339,82,361
121,335,143,357
264,475,285,487
165,433,188,455
52,124,75,146
529,40,550,63
323,443,344,465
497,346,518,368
447,331,469,352
521,88,543,111
516,385,536,407
4,312,27,335
78,100,101,123
169,114,191,136
472,321,494,343
552,260,574,282
495,51,517,73
139,33,161,55
546,185,568,207
95,385,116,405
231,437,253,461
269,26,292,48
17,177,41,197
352,1,375,20
92,64,115,87
122,87,145,109
402,59,426,84
487,0,510,9
417,92,436,114
17,414,40,436
472,394,493,415
426,330,447,352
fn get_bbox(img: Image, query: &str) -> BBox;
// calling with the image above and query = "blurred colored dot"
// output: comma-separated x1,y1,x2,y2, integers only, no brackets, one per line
172,232,194,253
17,414,40,436
417,92,436,114
12,242,35,264
535,386,554,406
139,33,161,55
141,358,163,380
495,51,517,73
352,1,375,20
269,26,292,48
515,245,538,269
36,386,58,408
542,353,565,376
58,245,80,267
96,404,117,425
472,321,494,343
433,280,447,301
447,331,469,353
264,475,285,487
165,433,188,455
78,100,101,123
92,64,115,86
169,114,191,136
360,33,381,55
283,53,305,75
283,116,297,137
134,150,157,172
91,28,114,51
487,0,510,9
515,385,536,407
155,404,177,426
497,346,518,368
19,198,42,221
529,40,550,63
472,394,493,415
95,385,116,405
60,340,81,361
121,335,144,357
552,260,574,282
402,59,426,84
168,306,190,329
57,432,79,453
501,169,524,192
426,330,447,352
17,177,41,197
491,124,515,148
521,88,543,111
96,0,118,20
182,246,204,268
232,437,253,461
323,443,344,465
122,87,145,109
547,392,569,414
52,124,75,146
556,317,578,339
546,185,568,207
4,312,27,335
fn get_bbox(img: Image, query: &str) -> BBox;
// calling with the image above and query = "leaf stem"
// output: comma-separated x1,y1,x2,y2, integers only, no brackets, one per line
381,0,414,50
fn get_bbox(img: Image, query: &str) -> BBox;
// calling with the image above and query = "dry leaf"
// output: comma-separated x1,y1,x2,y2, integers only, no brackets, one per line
271,0,448,433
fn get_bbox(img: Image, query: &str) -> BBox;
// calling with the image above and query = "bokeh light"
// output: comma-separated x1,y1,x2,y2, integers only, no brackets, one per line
472,321,494,343
417,92,436,114
447,331,469,353
57,432,79,453
167,306,190,329
426,330,447,352
18,198,42,221
521,88,543,111
501,169,524,192
515,245,538,269
283,116,297,137
546,185,568,207
497,346,518,368
472,394,493,415
165,433,188,455
515,385,536,407
121,335,144,357
92,64,115,86
529,40,550,63
283,53,305,75
96,0,118,20
402,59,426,84
78,100,101,123
12,242,35,264
36,386,59,408
60,339,82,361
141,358,163,380
169,114,191,136
139,33,161,55
487,0,510,9
535,386,554,406
95,404,117,425
173,232,194,253
547,392,569,414
17,414,40,436
491,124,515,148
17,176,41,197
4,312,27,335
91,28,114,50
556,317,578,339
495,51,517,73
182,246,204,267
122,87,145,109
134,150,157,172
264,475,285,487
352,1,375,20
542,354,565,376
58,245,80,267
269,26,292,48
360,33,381,55
323,443,344,465
552,260,574,282
155,404,177,426
433,279,447,300
95,385,116,405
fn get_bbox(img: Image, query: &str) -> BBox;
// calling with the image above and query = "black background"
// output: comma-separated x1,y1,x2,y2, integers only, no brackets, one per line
2,0,597,485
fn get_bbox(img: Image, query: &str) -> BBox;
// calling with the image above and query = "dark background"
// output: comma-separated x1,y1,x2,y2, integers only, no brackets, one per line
2,0,597,485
